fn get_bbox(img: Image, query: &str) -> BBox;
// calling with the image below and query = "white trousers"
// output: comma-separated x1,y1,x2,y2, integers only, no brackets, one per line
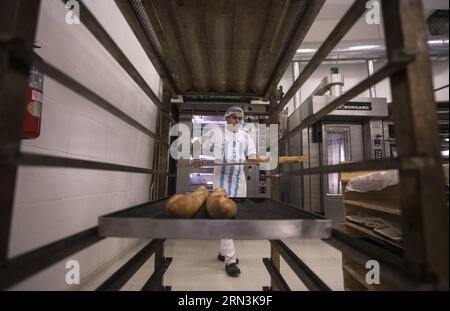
214,162,245,266
219,239,237,265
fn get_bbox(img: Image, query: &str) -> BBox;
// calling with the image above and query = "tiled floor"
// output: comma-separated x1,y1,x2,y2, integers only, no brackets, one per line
121,239,344,291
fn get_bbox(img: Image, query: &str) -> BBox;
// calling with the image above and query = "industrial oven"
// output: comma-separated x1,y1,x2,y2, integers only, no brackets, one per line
286,69,389,226
175,111,272,198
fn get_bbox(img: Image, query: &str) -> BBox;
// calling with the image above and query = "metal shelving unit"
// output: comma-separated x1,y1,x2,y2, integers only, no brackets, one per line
0,0,447,291
98,198,331,239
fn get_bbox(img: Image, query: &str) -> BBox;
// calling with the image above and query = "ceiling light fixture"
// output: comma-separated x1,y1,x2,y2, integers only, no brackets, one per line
428,39,449,45
347,45,381,51
297,48,317,53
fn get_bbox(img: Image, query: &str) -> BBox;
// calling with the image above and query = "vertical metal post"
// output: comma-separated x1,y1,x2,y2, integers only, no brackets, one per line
292,62,301,110
270,88,282,201
0,0,41,265
150,109,162,200
153,243,164,290
157,89,171,198
269,87,281,116
270,242,281,290
382,0,448,288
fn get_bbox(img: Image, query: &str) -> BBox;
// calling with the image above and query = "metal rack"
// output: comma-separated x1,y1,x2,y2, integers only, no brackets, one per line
0,0,448,291
0,0,174,291
266,0,448,290
98,198,331,239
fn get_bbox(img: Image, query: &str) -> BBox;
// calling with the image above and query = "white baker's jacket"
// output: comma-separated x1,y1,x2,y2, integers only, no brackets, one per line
212,127,256,197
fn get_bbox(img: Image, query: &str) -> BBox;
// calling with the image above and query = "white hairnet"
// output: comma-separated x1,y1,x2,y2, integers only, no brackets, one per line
224,106,244,119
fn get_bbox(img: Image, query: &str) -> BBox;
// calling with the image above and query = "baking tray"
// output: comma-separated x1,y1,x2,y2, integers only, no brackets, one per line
98,198,331,239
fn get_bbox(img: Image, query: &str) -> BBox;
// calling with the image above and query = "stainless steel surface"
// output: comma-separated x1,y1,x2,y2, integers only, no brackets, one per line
247,123,271,198
98,198,332,240
311,73,345,97
363,120,385,160
292,128,323,214
189,172,213,185
276,114,391,230
330,84,342,97
281,60,411,143
321,124,364,227
383,121,397,158
246,164,271,198
283,131,303,207
367,59,377,97
299,96,388,123
288,70,385,222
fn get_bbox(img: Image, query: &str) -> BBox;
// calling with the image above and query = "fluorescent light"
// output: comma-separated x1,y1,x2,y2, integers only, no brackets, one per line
347,45,380,51
428,39,449,45
297,48,317,53
442,150,449,157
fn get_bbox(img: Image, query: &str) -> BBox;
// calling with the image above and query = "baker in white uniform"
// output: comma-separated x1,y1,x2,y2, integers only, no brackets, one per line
210,106,257,276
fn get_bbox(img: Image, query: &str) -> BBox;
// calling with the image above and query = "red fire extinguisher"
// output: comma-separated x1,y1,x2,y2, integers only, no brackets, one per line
23,65,44,139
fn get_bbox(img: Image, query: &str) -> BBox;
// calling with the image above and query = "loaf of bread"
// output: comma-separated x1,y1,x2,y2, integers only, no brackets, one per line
166,186,209,218
206,188,237,219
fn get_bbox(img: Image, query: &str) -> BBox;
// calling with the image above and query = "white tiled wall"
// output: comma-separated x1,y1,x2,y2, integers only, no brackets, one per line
9,0,161,290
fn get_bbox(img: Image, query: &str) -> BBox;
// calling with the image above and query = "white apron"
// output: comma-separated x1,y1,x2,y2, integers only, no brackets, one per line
212,127,256,197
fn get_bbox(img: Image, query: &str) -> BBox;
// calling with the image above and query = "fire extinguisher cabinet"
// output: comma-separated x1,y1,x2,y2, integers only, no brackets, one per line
23,64,44,139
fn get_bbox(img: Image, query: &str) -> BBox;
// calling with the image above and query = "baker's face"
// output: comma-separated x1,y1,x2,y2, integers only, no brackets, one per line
226,114,242,126
225,114,242,132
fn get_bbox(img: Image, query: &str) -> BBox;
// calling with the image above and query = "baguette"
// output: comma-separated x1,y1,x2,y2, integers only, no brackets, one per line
206,188,237,219
166,186,209,218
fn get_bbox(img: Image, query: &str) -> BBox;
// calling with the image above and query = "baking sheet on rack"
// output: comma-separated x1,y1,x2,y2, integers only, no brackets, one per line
98,198,332,240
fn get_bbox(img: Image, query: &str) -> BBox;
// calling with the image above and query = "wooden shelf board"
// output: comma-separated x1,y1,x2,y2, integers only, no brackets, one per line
343,199,401,215
345,222,402,249
342,265,368,289
342,256,395,291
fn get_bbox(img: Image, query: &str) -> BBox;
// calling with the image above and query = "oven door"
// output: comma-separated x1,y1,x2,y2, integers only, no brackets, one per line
322,124,364,226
